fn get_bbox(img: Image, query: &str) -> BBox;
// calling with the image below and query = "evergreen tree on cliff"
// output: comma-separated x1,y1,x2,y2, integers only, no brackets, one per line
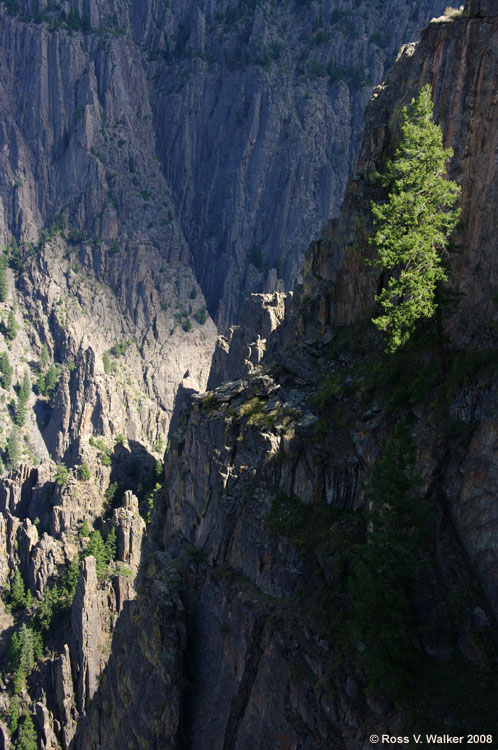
370,84,461,352
0,253,8,302
16,713,38,750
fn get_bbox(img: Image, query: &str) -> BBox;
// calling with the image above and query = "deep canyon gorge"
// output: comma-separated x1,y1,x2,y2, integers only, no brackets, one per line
0,0,497,748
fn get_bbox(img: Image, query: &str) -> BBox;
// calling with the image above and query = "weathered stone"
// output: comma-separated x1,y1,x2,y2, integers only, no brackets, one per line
208,293,287,389
35,702,59,750
17,519,39,590
0,724,10,750
28,533,65,596
72,560,186,750
111,490,145,570
71,556,101,713
54,645,77,750
466,0,498,15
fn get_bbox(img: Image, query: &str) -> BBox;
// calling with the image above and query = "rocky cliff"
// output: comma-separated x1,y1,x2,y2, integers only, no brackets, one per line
0,0,480,748
70,2,498,748
0,0,449,329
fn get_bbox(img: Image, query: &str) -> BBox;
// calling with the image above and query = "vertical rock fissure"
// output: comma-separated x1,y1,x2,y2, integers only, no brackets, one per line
221,616,271,750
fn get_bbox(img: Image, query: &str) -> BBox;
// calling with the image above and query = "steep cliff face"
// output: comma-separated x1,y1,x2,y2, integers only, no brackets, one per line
298,0,498,616
301,0,498,347
74,4,498,748
0,0,477,748
128,0,450,328
0,2,217,458
0,0,449,328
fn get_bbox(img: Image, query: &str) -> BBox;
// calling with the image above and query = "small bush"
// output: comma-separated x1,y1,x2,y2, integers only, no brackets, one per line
194,306,207,325
80,462,91,481
78,518,91,538
55,464,69,486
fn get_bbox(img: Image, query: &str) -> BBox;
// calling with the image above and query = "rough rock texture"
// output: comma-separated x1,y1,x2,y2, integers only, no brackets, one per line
0,0,476,748
207,292,288,389
111,490,145,571
35,701,59,750
75,5,498,748
0,726,9,750
72,553,186,750
71,556,101,713
300,0,498,348
295,0,498,617
467,0,498,14
0,3,217,463
78,369,374,748
55,645,77,750
68,490,146,721
138,0,449,328
0,0,448,329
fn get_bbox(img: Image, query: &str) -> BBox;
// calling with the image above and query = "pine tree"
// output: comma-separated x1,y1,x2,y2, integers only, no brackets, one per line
6,427,20,470
55,464,69,485
104,527,117,562
102,351,111,374
370,84,461,352
17,624,36,674
7,631,20,671
84,530,107,577
9,569,27,611
17,714,38,750
35,372,46,395
80,461,91,481
14,373,30,427
13,668,25,694
0,351,13,389
19,371,30,401
63,559,80,601
37,586,57,631
8,696,19,736
14,398,26,427
39,343,49,372
0,254,8,302
44,363,58,401
5,308,18,340
78,518,91,538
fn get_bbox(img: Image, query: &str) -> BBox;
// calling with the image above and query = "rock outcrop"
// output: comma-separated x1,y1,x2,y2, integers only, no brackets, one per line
55,645,77,750
72,553,186,750
207,292,288,389
0,0,449,330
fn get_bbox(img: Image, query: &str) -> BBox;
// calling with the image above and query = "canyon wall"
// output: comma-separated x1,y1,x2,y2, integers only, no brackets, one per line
0,1,475,748
73,2,498,748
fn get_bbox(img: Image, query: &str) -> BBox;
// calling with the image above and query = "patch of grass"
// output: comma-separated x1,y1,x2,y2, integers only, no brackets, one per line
238,396,276,427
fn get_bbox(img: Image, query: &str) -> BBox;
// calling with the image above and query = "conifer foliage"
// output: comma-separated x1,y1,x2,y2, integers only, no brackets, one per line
0,252,8,302
0,351,13,389
370,85,461,351
15,372,31,427
6,308,18,340
16,713,38,750
6,427,20,470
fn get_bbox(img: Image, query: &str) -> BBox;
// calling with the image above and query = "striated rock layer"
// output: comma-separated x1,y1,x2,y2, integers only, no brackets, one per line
0,0,482,748
74,5,498,747
0,0,448,329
